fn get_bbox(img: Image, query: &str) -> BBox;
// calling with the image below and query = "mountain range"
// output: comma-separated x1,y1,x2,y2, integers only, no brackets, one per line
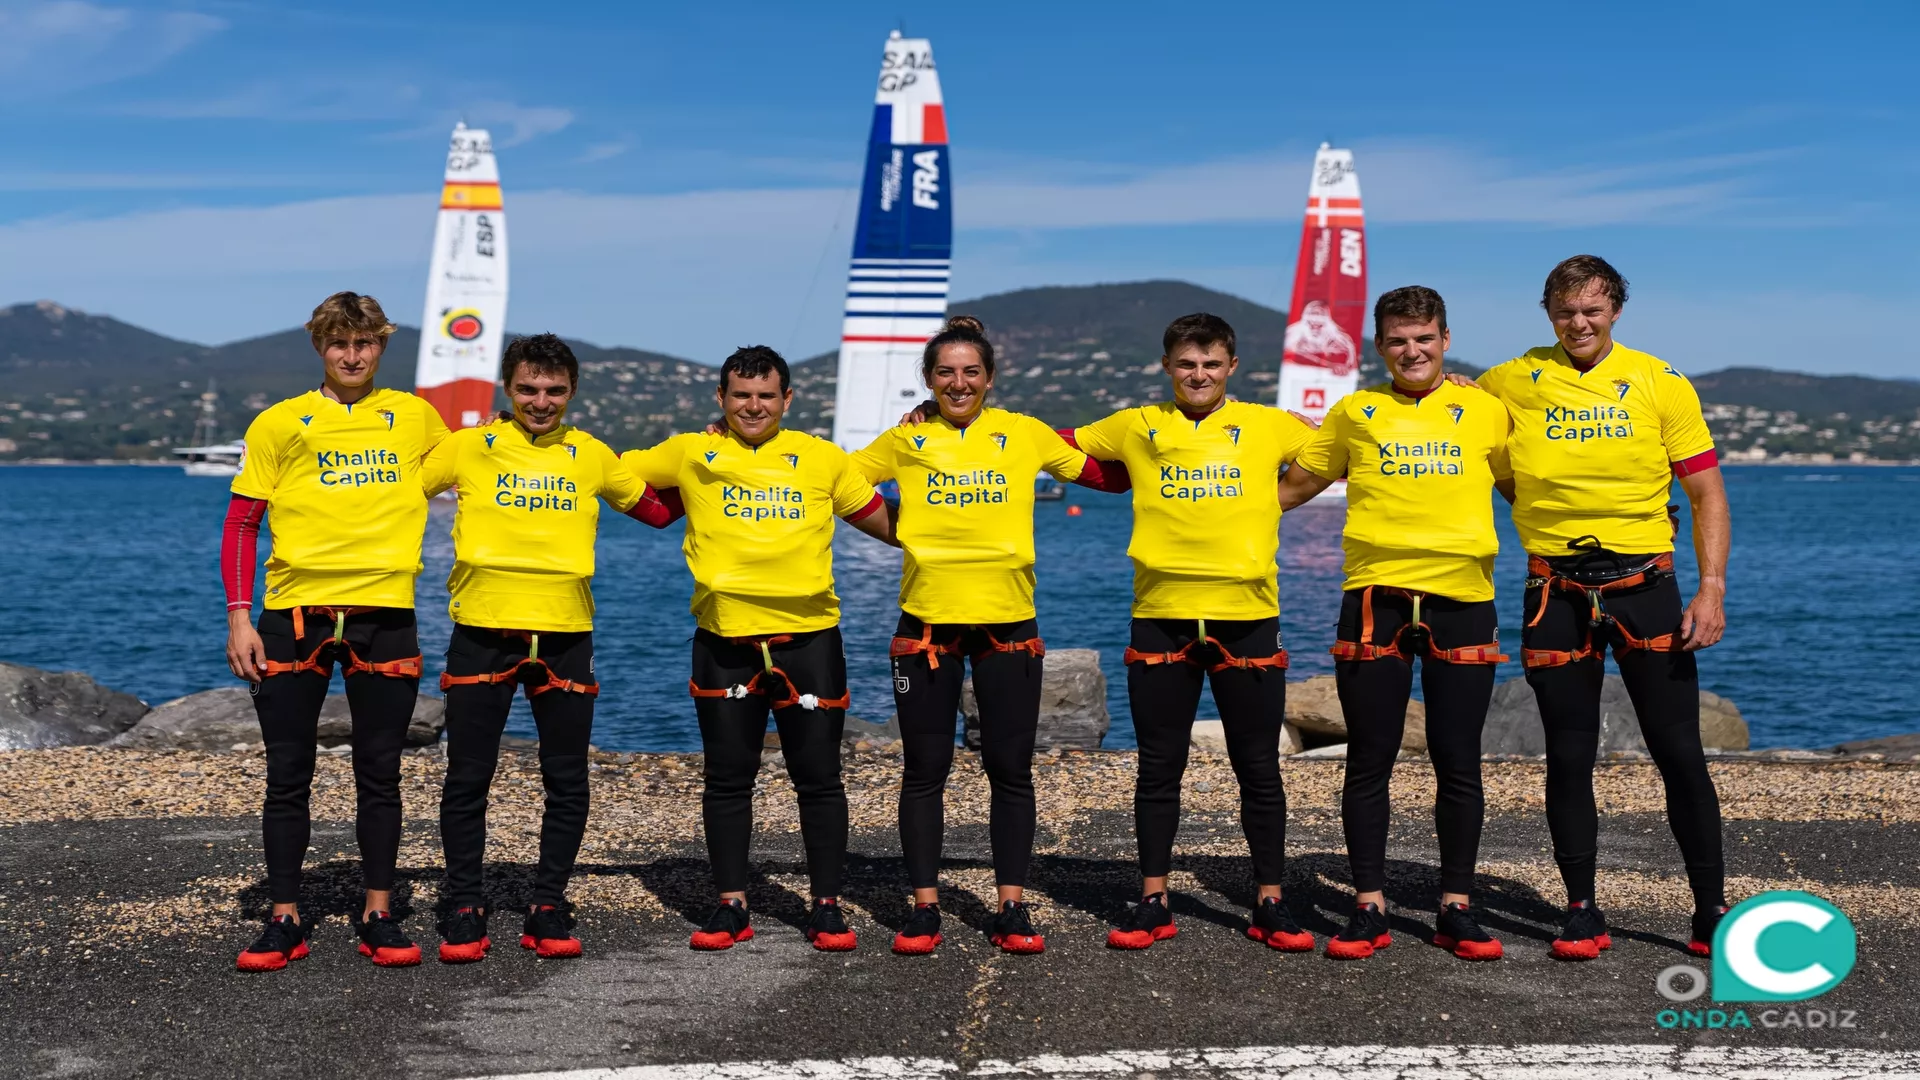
2,282,1916,461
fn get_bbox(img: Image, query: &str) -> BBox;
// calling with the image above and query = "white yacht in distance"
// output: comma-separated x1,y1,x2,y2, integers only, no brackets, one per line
173,378,243,476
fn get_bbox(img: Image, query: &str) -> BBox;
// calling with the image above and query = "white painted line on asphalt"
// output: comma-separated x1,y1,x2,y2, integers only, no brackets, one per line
460,1045,1920,1080
460,1057,954,1080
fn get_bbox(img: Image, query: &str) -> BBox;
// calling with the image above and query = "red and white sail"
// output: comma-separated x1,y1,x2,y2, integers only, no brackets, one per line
415,123,509,430
1277,144,1365,426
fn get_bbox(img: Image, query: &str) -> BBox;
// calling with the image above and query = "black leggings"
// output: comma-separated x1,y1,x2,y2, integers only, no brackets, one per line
1128,616,1288,884
693,626,849,898
251,606,418,906
893,613,1042,891
1334,590,1496,897
439,625,596,909
1523,556,1725,908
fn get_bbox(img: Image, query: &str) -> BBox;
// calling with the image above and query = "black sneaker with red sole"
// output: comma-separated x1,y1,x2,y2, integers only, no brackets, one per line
354,911,422,967
521,903,582,959
1246,896,1314,952
805,898,858,951
1550,901,1612,961
1433,902,1503,961
690,899,753,951
1688,905,1728,957
1326,903,1392,960
438,906,490,964
236,914,310,972
990,900,1045,955
892,902,942,955
1107,892,1176,950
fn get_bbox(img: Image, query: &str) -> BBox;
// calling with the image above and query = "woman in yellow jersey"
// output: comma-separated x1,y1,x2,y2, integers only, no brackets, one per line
1280,287,1512,962
421,335,681,964
853,315,1120,957
1473,256,1731,960
1071,313,1317,952
221,292,449,971
624,346,897,953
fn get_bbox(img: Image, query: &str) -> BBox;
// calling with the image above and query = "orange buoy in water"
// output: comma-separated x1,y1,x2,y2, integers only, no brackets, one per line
1067,505,1083,517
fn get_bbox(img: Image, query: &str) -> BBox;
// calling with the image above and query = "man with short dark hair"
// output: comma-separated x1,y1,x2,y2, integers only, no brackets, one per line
1476,254,1731,959
223,291,449,971
623,346,898,952
1281,286,1512,962
421,333,681,963
1069,313,1318,952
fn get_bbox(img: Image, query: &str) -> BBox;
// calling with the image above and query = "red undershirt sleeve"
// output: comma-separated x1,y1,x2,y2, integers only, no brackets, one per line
1671,448,1719,478
845,492,885,522
623,485,685,528
222,494,267,612
1059,430,1132,492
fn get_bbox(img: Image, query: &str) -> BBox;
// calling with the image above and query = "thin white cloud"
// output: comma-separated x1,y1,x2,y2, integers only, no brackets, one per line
959,140,1800,230
0,0,224,98
576,141,632,165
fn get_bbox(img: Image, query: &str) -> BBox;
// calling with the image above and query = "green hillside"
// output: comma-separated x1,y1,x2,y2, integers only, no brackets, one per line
1,283,1915,461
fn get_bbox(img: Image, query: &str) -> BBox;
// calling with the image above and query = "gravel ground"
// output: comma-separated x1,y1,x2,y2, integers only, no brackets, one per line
1,748,1916,1079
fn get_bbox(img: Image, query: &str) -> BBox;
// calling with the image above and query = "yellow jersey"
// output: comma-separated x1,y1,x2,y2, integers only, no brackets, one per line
421,419,646,633
622,427,879,637
1479,343,1715,556
852,407,1086,624
1075,399,1312,619
1295,382,1512,602
232,387,449,608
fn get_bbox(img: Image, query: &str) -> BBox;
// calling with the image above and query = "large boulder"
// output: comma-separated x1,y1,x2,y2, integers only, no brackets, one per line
1283,674,1427,753
110,688,446,752
1481,675,1749,756
961,648,1108,749
0,662,148,749
1192,719,1303,756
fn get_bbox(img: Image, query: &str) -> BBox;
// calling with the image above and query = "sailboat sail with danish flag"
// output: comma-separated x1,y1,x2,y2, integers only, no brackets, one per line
1277,144,1366,499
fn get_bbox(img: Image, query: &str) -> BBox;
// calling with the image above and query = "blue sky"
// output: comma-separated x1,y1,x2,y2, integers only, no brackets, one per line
0,0,1914,375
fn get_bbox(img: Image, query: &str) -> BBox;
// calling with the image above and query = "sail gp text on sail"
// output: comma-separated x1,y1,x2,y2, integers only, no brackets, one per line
1545,405,1635,442
316,448,401,487
722,486,807,521
1159,464,1244,501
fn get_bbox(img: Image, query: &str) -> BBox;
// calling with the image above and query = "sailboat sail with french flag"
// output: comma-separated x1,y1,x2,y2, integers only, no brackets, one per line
829,31,953,452
414,123,509,431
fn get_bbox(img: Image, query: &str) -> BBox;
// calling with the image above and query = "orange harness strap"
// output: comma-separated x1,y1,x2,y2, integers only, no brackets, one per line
972,629,1045,660
259,606,424,679
1327,586,1508,665
1124,619,1289,674
688,634,850,712
889,625,962,670
437,631,598,697
1522,553,1678,669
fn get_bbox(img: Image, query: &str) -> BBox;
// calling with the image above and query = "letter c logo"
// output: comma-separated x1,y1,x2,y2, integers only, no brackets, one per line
1711,891,1855,1002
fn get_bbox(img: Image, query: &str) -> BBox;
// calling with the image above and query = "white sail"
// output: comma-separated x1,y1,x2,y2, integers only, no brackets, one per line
830,32,952,451
1278,144,1365,502
415,123,509,430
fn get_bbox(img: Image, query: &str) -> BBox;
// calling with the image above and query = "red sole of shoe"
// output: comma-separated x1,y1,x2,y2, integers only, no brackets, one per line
892,933,941,955
1327,933,1391,960
992,934,1045,954
1434,934,1503,961
438,938,491,964
520,935,582,958
808,931,858,952
1107,923,1178,950
1550,933,1612,961
1687,941,1711,957
1247,926,1315,952
235,941,307,972
358,943,422,967
690,926,753,951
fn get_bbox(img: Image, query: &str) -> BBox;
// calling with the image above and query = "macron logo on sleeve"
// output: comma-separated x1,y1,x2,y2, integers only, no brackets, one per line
483,432,497,449
704,451,718,464
1361,405,1377,419
1529,369,1543,383
912,435,927,450
298,415,313,426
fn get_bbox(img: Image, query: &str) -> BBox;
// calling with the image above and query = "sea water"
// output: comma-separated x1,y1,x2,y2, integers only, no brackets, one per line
0,465,1911,751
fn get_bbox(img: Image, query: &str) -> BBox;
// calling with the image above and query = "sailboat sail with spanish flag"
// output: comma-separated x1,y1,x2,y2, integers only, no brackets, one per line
415,123,509,430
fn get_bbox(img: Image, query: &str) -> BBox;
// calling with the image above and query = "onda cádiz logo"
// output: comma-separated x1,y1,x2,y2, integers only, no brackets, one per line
1653,891,1858,1031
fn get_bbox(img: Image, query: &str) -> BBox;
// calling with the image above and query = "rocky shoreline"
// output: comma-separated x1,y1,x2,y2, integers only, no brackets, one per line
5,654,1912,764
